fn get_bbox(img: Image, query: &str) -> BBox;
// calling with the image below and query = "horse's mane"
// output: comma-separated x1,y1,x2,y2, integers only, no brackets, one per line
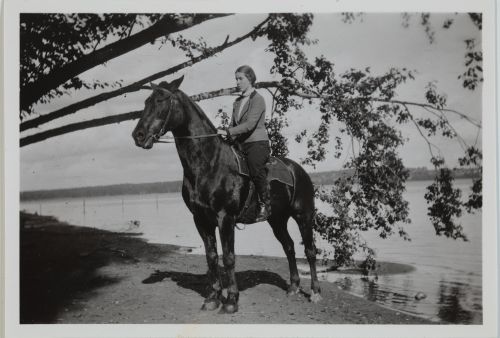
175,90,218,132
174,90,239,166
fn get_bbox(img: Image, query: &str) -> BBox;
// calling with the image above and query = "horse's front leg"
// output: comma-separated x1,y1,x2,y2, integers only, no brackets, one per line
218,213,239,314
193,214,222,311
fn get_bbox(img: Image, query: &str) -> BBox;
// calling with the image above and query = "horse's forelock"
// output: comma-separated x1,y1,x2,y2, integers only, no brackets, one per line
159,81,169,90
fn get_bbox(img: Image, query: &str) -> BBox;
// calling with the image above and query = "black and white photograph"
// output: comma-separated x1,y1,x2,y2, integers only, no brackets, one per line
3,1,498,337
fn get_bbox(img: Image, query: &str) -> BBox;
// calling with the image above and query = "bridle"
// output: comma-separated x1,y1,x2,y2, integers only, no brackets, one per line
151,95,175,143
149,89,220,144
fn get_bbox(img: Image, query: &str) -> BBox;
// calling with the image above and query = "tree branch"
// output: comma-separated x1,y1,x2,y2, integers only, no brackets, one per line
21,83,277,146
20,16,269,131
421,105,468,151
253,85,482,129
21,14,231,111
404,104,440,158
20,111,142,147
265,88,278,119
21,82,479,149
126,17,137,38
377,98,482,129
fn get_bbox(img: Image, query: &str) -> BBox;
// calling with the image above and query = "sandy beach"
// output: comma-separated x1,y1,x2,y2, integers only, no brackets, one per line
20,212,434,324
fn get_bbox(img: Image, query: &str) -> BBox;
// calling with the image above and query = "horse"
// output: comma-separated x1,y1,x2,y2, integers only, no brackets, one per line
132,76,321,314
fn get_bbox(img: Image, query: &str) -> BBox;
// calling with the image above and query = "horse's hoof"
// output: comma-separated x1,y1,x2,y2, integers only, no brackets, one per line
310,291,322,303
286,285,300,296
219,303,238,314
201,299,220,311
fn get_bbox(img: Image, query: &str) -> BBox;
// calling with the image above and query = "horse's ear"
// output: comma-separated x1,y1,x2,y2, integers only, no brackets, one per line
150,82,159,90
168,75,184,91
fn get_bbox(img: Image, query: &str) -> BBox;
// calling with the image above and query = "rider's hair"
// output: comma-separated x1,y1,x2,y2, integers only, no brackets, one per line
235,65,257,85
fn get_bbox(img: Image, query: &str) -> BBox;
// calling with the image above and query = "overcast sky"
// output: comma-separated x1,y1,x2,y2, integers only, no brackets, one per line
20,13,482,191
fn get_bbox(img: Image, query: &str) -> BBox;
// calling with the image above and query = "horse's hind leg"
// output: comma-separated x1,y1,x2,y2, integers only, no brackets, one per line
268,214,301,295
194,214,222,311
293,211,322,303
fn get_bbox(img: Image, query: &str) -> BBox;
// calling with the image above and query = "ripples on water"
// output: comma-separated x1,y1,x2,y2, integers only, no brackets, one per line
301,267,482,324
21,179,482,324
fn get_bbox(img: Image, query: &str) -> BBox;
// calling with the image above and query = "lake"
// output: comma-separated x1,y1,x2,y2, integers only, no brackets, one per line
20,179,482,324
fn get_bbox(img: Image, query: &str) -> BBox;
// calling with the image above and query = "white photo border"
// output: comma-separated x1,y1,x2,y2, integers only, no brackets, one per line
3,0,498,337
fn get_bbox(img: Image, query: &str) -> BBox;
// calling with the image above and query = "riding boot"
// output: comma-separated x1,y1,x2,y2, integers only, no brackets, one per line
255,184,271,222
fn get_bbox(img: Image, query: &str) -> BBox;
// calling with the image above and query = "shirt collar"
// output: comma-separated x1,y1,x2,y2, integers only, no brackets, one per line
240,88,255,98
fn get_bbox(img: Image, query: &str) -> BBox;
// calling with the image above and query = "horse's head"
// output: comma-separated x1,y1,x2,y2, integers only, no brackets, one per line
132,75,185,149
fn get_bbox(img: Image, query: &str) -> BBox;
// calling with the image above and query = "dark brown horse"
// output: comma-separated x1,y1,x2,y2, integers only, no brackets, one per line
132,76,321,313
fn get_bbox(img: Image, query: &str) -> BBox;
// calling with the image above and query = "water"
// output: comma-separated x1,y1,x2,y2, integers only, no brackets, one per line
21,179,482,324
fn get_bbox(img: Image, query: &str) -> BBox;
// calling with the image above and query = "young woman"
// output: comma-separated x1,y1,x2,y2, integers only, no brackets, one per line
217,65,271,222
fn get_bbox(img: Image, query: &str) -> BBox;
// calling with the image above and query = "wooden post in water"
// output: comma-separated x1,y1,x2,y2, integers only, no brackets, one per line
156,195,159,211
122,198,125,216
83,199,86,215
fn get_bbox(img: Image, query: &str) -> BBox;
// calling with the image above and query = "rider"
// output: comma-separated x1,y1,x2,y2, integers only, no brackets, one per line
217,65,271,222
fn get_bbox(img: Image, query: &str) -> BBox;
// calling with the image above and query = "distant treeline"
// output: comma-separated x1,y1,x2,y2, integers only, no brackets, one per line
308,167,479,185
21,181,183,201
21,167,479,201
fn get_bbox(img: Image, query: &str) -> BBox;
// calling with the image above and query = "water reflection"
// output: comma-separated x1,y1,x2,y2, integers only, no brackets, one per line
436,280,481,324
364,279,380,302
311,269,482,324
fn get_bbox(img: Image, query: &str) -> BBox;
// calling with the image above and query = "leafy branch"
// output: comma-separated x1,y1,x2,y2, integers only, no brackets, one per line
20,16,271,131
21,14,231,112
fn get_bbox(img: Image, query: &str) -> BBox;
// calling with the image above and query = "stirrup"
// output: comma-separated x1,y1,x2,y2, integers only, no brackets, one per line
255,203,270,222
254,213,268,222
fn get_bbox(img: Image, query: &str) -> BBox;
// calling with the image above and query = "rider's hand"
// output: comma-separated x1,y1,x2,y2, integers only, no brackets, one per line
217,128,229,136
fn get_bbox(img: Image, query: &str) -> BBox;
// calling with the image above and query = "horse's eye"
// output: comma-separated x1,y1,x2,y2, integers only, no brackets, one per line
156,105,167,117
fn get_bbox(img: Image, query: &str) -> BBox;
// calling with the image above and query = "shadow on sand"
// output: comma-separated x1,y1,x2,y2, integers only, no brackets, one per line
20,212,309,323
20,212,179,324
142,268,289,299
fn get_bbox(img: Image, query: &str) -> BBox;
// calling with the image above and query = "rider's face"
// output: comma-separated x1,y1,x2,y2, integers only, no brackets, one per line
235,72,252,93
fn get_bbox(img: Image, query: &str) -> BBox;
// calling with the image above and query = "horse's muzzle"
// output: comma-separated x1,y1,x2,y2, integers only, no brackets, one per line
132,129,154,149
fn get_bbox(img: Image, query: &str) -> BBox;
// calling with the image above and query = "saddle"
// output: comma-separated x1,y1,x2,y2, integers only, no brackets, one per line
231,147,295,224
231,147,294,186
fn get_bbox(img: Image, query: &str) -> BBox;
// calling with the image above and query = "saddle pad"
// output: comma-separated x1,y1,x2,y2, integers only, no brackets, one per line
231,147,294,187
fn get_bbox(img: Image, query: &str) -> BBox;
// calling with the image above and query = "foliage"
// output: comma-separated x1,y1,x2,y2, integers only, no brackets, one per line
425,160,466,240
458,38,483,90
20,13,226,117
381,12,484,90
215,108,231,129
20,14,162,117
459,147,483,212
261,20,419,265
256,13,482,268
404,12,483,90
309,67,416,266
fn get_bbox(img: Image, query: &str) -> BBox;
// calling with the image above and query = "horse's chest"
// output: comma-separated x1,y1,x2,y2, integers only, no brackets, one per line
182,177,241,214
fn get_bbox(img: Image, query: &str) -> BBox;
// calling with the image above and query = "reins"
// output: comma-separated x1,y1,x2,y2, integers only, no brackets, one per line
155,133,221,143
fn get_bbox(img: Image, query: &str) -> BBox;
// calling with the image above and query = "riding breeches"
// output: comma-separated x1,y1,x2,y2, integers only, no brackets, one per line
241,141,270,197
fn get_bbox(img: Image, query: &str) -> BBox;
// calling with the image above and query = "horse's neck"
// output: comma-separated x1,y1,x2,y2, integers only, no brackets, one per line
172,96,231,182
172,93,216,138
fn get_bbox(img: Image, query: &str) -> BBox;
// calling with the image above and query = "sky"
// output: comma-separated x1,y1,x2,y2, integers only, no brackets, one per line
19,13,483,191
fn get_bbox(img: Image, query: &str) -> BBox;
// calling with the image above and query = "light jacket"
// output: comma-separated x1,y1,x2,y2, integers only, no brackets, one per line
228,90,269,143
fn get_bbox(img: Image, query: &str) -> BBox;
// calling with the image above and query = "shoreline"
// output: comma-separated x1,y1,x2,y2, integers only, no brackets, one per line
19,211,435,324
20,173,479,201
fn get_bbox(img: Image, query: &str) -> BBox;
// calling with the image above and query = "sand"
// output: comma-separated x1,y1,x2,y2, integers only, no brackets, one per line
20,212,433,324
